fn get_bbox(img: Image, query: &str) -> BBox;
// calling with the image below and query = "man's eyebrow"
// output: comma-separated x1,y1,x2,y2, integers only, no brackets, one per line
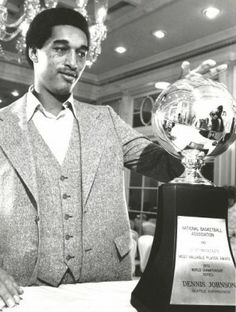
52,40,89,51
52,39,69,45
78,45,89,51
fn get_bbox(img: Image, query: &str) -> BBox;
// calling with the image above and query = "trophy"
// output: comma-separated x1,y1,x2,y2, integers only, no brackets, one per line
131,77,236,312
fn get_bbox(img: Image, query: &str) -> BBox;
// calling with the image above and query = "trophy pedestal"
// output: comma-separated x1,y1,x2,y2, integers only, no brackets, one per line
131,184,236,312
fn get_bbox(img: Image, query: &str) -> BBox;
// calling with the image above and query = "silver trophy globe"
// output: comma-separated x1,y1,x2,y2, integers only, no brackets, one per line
152,77,236,185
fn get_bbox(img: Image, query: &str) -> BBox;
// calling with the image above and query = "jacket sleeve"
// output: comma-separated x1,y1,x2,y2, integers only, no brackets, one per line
107,106,184,182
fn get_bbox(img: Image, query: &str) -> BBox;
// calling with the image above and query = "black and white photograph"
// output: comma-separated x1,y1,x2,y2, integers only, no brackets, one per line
0,0,235,311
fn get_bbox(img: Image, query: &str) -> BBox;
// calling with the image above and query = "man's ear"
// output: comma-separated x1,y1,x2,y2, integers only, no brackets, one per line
28,47,38,63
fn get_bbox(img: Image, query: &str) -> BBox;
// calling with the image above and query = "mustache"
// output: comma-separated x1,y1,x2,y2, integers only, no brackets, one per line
58,69,78,78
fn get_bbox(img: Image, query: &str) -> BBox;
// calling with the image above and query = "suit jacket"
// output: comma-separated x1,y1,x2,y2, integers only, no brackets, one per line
0,94,182,286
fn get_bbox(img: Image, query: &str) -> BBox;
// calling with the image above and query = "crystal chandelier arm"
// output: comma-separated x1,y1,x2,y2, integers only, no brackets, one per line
2,28,22,41
87,0,108,66
75,0,89,18
5,13,26,28
94,0,108,24
1,0,109,66
76,0,89,8
44,0,58,9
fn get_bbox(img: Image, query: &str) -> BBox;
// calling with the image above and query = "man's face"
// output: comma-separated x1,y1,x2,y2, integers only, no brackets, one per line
31,25,88,98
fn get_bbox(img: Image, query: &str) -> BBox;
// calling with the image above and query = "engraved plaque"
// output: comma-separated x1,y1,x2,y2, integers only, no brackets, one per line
170,216,236,305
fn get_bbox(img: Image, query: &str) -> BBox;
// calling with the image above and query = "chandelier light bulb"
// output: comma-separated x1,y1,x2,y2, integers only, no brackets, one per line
96,7,107,24
19,21,30,37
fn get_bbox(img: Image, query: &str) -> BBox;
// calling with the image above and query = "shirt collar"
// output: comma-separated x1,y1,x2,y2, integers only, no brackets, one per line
26,85,78,121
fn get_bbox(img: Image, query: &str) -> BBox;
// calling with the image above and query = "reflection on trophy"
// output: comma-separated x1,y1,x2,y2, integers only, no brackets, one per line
131,77,236,312
152,77,236,185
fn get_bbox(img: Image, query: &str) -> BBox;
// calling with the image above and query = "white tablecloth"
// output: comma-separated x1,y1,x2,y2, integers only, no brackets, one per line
10,280,139,312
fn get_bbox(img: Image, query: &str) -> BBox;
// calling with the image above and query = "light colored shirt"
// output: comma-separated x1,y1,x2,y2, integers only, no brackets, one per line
26,86,78,165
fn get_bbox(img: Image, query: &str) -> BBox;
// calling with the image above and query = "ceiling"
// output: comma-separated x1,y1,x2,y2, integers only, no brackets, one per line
88,0,236,76
1,0,236,107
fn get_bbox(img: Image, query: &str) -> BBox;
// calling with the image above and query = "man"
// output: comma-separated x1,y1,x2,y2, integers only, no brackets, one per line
0,7,223,308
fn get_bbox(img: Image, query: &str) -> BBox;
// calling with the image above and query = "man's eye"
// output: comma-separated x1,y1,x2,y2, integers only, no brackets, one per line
54,47,67,53
77,50,87,58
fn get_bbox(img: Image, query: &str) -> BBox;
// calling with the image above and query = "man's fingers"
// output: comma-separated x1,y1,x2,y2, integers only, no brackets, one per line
4,278,22,304
0,283,16,308
181,59,227,80
0,272,23,308
10,276,24,296
5,287,21,305
208,64,228,77
0,298,5,310
191,59,216,75
13,282,24,295
181,61,191,77
181,59,216,77
0,286,23,311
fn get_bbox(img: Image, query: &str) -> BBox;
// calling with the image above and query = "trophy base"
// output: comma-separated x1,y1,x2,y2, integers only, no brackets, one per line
171,168,213,185
131,184,236,312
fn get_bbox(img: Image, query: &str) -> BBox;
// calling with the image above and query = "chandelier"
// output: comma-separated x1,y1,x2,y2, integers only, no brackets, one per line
0,0,109,66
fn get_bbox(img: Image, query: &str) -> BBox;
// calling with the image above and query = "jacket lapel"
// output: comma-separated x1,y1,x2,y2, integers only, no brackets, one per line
75,102,107,209
0,95,38,205
0,98,108,210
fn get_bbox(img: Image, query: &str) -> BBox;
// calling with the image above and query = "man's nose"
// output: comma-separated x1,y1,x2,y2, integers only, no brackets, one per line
65,50,78,69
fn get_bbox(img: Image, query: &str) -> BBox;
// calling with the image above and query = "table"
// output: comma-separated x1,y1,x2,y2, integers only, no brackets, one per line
10,280,138,312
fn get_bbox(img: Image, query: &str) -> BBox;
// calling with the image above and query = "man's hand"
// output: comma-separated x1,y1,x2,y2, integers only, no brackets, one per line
155,59,228,90
0,268,23,309
181,59,227,79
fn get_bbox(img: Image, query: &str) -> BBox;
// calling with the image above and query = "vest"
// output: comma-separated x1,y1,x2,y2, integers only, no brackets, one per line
29,118,83,286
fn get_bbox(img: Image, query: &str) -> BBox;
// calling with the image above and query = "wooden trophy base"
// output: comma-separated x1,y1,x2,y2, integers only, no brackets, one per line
131,184,236,312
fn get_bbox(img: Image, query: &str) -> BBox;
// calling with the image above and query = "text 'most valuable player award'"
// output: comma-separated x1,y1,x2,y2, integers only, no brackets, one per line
131,77,236,312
